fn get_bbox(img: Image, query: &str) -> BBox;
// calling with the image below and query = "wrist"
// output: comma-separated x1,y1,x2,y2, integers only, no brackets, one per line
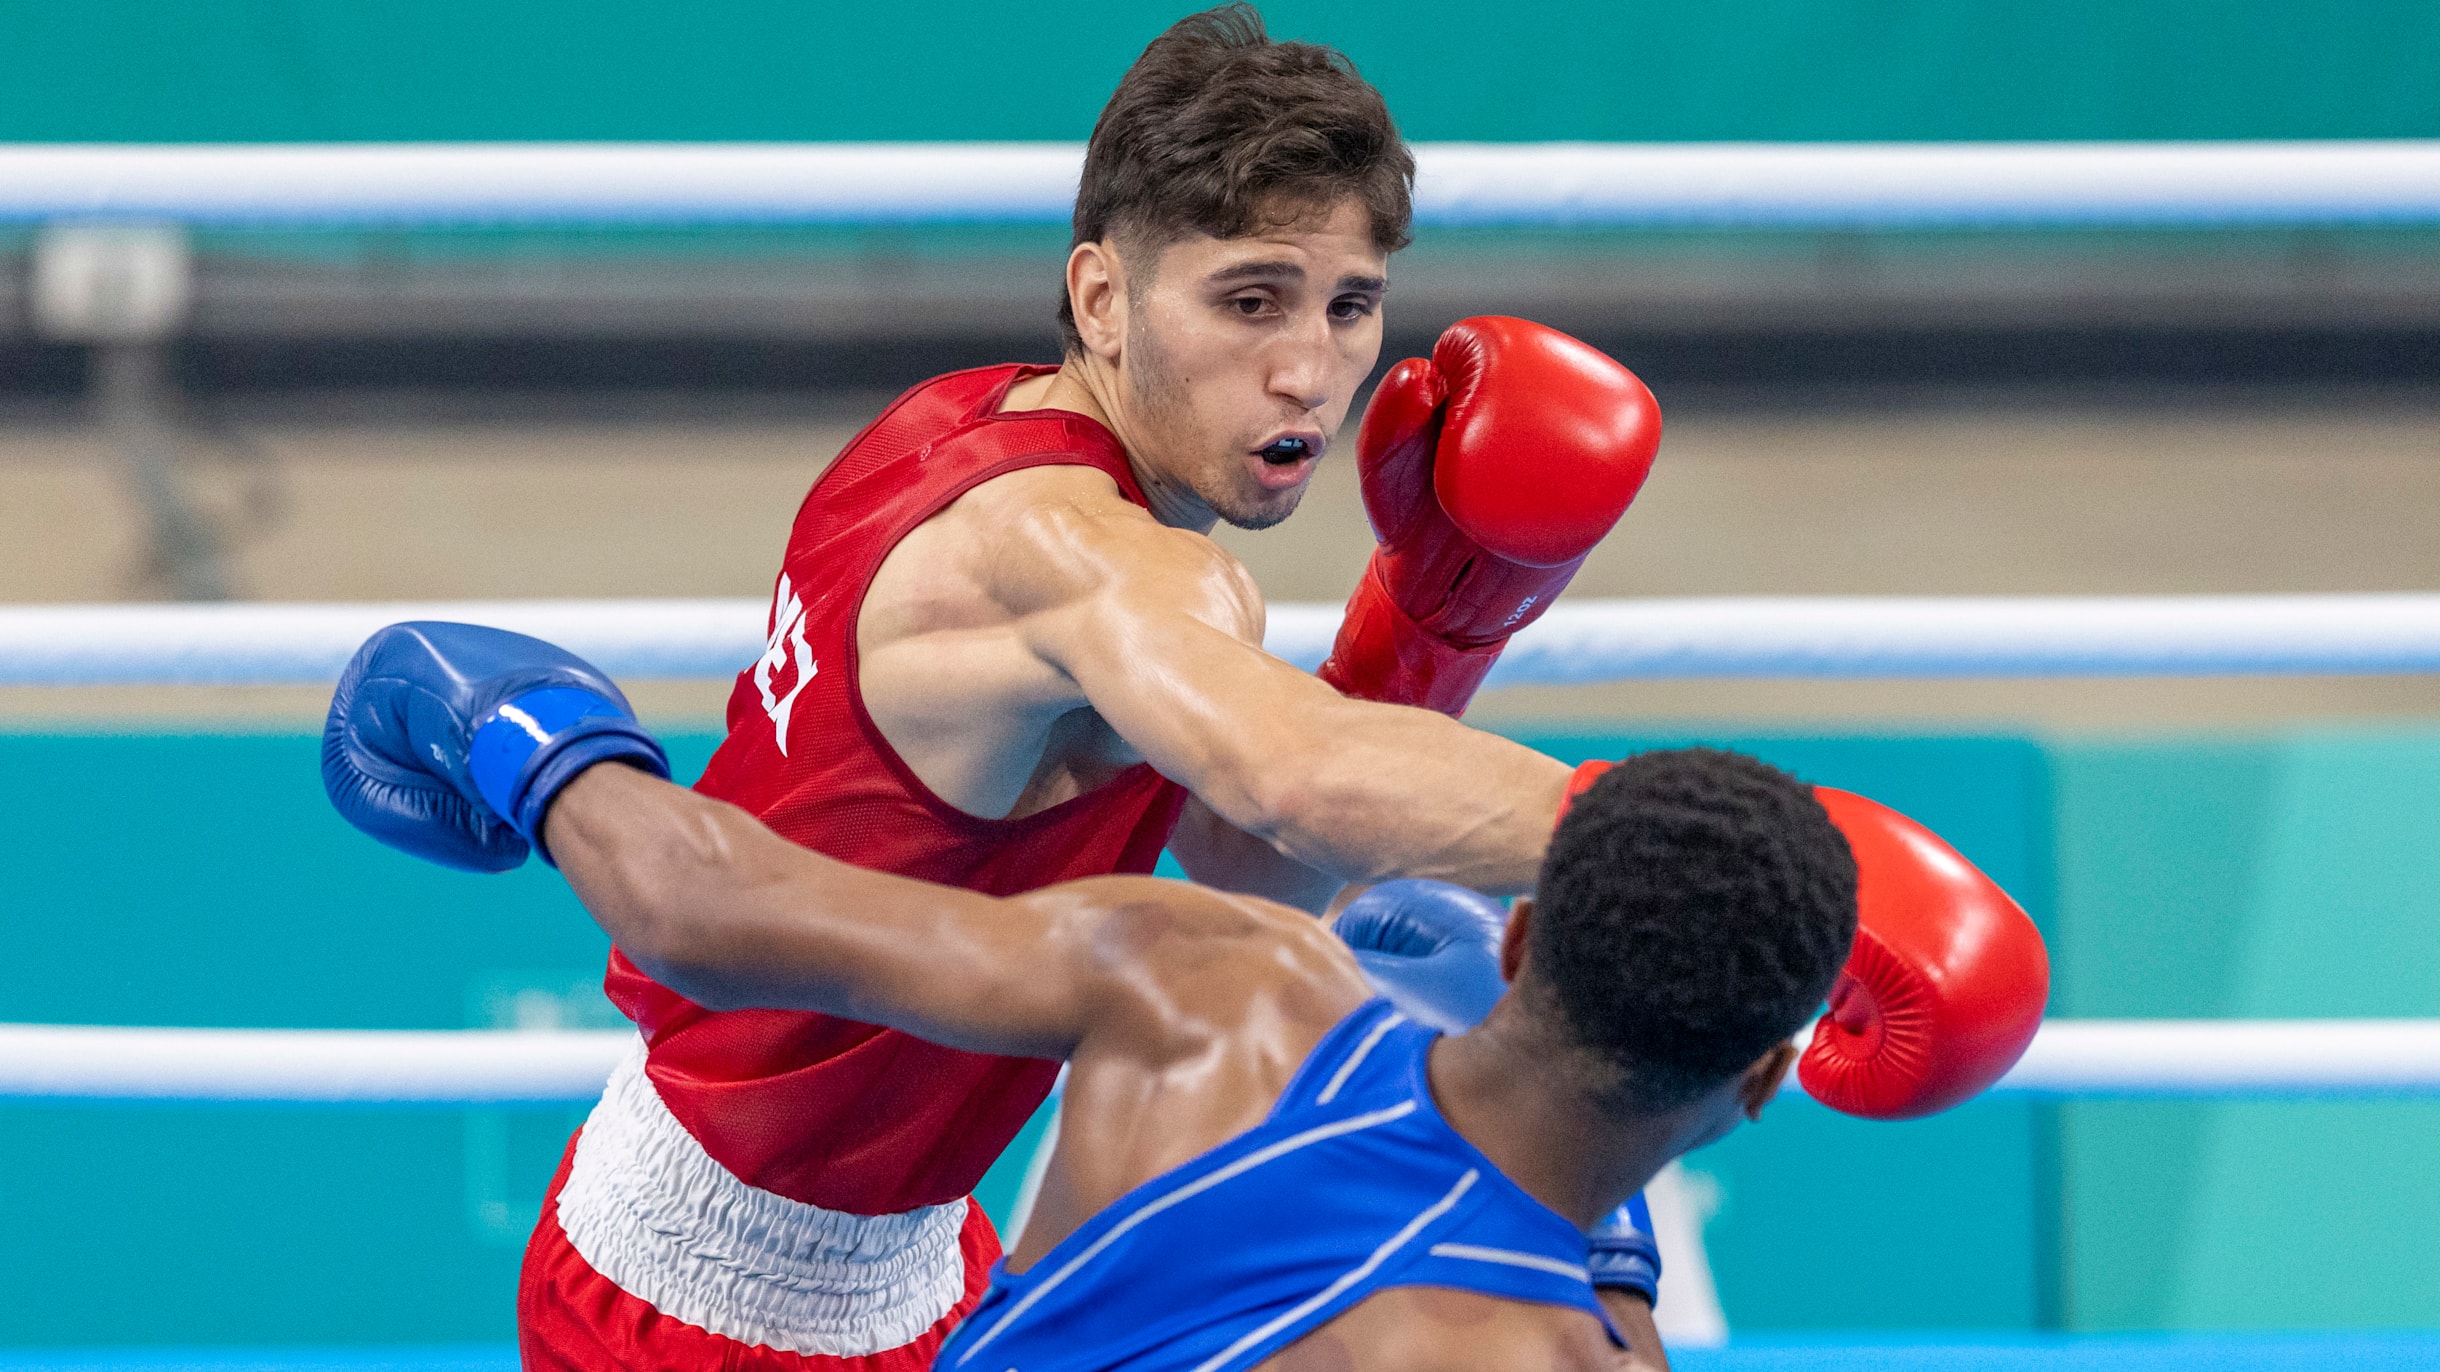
535,759,627,869
1557,759,1613,824
469,687,669,859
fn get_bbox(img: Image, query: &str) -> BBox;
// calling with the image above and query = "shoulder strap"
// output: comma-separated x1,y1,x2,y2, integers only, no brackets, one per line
1267,1000,1410,1121
923,404,1149,504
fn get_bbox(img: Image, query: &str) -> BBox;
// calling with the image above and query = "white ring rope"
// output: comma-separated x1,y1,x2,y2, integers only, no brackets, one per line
6,1020,2437,1103
6,594,2440,689
1996,1020,2440,1099
0,1024,632,1103
9,595,2437,1107
6,141,2440,227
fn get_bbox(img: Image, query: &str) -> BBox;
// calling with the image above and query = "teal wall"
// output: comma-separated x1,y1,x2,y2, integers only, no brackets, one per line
2,723,2437,1343
0,731,672,1344
0,728,1054,1345
2051,731,2440,1330
3,2,2438,143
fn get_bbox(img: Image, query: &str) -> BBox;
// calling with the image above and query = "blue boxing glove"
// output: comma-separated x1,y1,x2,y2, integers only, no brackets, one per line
1334,878,1661,1304
1332,879,1509,1034
322,621,669,873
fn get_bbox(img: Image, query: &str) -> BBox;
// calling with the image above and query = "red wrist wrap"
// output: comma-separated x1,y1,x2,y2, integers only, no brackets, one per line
1316,559,1504,718
1556,759,1612,825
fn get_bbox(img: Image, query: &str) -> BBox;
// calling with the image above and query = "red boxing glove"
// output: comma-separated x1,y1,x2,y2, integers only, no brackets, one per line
1557,764,2048,1121
1800,788,2051,1120
1318,317,1661,716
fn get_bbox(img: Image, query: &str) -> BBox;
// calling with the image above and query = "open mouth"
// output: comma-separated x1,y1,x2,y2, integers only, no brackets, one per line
1256,436,1314,466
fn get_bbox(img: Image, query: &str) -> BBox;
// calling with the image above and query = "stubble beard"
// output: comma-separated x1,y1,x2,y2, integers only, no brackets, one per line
1125,315,1305,533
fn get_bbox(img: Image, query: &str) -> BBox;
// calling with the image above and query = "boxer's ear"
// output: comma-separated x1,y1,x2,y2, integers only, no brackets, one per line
1739,1040,1800,1122
1066,241,1126,363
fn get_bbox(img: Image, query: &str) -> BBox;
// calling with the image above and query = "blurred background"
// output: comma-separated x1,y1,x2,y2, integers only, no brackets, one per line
4,0,2440,1356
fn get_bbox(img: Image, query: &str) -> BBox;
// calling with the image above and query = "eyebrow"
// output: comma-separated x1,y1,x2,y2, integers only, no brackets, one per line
1205,260,1388,294
1206,260,1303,287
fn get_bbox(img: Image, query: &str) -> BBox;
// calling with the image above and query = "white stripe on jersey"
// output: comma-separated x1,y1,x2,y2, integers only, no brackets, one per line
1188,1168,1483,1372
950,1098,1421,1366
1317,1011,1408,1105
1428,1242,1593,1282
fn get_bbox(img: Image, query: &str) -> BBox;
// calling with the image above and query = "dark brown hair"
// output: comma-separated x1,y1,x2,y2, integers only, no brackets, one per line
1532,748,1858,1114
1058,4,1414,352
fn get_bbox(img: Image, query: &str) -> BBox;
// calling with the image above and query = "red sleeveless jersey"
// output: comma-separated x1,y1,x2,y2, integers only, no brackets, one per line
605,364,1187,1214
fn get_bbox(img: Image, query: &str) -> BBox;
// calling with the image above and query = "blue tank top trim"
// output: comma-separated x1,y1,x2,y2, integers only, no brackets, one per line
939,999,1618,1372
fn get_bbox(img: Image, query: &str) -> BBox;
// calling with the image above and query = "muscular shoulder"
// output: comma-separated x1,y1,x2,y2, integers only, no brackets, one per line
1019,877,1367,1051
956,466,1265,647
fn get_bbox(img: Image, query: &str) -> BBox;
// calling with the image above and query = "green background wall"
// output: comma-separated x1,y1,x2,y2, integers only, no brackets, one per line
2051,731,2440,1329
2,723,2436,1343
4,2,2438,144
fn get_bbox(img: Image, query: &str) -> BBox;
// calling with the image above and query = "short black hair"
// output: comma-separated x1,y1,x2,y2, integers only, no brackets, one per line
1528,748,1858,1113
1059,4,1414,353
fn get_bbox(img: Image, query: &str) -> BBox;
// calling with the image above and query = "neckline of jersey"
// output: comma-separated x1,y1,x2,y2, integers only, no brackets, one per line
964,362,1155,510
1401,1017,1604,1250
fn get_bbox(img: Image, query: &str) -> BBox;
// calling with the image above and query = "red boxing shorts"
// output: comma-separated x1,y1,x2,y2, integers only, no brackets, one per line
518,1043,1001,1371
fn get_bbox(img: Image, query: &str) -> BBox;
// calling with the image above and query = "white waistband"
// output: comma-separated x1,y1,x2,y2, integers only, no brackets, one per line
555,1038,970,1357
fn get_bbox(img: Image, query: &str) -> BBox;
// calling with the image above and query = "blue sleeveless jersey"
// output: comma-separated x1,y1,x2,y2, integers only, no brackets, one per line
939,999,1618,1372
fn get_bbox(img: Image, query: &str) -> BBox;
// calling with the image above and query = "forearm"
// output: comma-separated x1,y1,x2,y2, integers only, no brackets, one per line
1028,520,1569,894
541,764,1088,1056
1123,652,1569,893
1237,687,1572,894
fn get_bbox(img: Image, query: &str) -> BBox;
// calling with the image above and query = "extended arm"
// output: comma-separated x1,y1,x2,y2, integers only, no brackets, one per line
322,617,1374,1068
1005,497,1571,894
1019,319,1668,898
324,617,1541,1055
546,762,1132,1059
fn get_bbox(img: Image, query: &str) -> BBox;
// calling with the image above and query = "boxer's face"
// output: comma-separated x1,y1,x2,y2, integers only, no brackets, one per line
1090,198,1388,531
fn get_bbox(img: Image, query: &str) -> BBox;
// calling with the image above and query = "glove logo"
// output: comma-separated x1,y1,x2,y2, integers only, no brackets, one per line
754,573,819,757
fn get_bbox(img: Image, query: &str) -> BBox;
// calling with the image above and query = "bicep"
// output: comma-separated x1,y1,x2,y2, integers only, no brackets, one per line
993,494,1568,893
1168,795,1344,914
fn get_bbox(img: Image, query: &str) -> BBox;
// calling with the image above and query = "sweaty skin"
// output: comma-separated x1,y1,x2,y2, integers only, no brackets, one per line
545,764,1786,1372
856,198,1572,906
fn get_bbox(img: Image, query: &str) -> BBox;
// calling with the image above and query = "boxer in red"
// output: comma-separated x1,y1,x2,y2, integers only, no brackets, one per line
500,8,1823,1369
324,621,2050,1372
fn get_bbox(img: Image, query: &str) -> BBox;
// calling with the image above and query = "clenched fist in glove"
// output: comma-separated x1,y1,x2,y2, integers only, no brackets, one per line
1318,317,1661,716
323,621,669,872
1558,762,2050,1122
1799,789,2051,1119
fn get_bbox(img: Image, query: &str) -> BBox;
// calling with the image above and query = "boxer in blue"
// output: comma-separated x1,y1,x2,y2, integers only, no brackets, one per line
324,622,1862,1370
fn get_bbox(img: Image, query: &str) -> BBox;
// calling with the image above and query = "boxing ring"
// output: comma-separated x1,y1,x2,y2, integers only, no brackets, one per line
9,140,2440,1368
7,594,2440,1370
